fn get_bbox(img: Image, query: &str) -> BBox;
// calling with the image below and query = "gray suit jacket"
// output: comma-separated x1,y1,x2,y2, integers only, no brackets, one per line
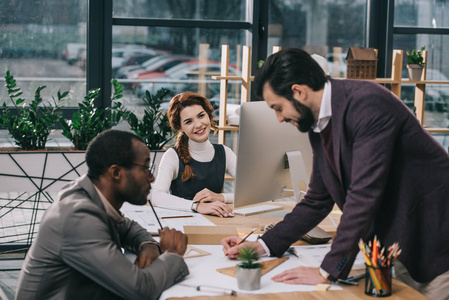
262,79,449,283
16,175,189,300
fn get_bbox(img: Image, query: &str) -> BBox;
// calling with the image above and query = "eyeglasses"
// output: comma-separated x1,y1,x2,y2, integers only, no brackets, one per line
125,163,155,176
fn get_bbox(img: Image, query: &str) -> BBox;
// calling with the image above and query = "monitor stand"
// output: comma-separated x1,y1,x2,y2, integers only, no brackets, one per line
234,150,309,216
285,150,309,203
263,150,333,244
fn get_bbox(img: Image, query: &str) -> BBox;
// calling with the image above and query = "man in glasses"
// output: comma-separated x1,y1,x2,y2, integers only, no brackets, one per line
16,130,189,300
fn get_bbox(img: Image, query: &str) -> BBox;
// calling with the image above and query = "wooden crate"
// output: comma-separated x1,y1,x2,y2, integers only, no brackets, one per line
346,47,377,79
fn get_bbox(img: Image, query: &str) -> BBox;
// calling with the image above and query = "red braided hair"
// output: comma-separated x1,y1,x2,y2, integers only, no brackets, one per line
167,91,217,181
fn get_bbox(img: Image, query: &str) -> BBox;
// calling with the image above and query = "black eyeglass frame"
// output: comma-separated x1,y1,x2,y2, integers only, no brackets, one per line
121,163,155,175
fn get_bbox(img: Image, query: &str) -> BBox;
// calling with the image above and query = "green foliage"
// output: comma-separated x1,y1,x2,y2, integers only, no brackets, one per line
125,88,175,150
237,247,261,269
406,46,426,66
0,70,67,150
59,79,129,150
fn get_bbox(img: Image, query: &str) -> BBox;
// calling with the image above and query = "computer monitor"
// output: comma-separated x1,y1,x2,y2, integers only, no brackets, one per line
233,101,313,210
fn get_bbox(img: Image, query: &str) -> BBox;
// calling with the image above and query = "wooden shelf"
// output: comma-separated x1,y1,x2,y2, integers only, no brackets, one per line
424,128,449,133
367,50,448,134
217,125,239,131
224,174,235,181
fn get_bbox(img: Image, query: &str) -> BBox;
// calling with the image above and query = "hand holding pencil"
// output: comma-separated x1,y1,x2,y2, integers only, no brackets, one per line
221,228,263,258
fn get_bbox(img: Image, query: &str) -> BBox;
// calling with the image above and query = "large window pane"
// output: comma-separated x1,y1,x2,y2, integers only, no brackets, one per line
268,0,367,78
113,26,246,116
113,0,248,21
0,0,87,107
394,0,449,28
393,34,449,128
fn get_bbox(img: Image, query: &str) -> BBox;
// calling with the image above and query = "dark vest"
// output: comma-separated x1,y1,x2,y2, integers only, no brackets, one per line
170,144,226,200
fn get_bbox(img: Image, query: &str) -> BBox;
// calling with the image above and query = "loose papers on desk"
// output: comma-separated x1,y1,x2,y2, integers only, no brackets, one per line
159,245,343,300
121,202,215,234
292,244,366,270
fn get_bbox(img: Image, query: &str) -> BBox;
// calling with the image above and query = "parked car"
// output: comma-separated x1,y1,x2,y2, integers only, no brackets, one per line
135,60,240,100
117,55,195,89
111,47,158,71
401,68,449,112
112,53,158,76
62,43,86,65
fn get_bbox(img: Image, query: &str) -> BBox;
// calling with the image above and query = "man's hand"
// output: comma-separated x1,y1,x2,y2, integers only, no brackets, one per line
159,227,188,256
134,243,160,269
220,237,266,259
271,266,330,285
193,188,225,203
196,201,234,218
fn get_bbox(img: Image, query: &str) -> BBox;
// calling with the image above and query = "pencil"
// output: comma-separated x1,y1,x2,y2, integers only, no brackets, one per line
225,227,257,256
161,215,194,219
147,198,163,230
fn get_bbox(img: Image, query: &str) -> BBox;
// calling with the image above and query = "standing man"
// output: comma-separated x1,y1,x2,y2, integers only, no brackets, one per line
222,48,449,299
16,130,189,300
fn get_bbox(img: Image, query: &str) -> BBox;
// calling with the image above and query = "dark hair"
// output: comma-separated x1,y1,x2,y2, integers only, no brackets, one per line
86,130,144,180
254,48,328,102
167,91,217,181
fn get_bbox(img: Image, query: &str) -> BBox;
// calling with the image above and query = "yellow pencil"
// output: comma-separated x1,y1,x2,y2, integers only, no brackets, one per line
225,227,257,256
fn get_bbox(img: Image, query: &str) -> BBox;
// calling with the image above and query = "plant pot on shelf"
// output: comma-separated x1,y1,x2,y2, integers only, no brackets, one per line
407,64,424,81
236,266,262,291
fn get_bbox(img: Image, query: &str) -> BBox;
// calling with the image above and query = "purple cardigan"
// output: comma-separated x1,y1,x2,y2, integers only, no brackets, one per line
261,79,449,283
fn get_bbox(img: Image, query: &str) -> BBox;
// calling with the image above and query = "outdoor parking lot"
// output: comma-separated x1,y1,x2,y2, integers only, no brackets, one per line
1,56,448,151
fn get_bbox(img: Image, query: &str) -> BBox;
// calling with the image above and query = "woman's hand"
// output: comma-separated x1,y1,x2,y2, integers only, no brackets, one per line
193,188,225,203
196,201,234,217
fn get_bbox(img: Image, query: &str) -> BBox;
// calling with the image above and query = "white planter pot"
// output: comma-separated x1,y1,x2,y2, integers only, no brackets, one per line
236,266,262,290
407,64,424,81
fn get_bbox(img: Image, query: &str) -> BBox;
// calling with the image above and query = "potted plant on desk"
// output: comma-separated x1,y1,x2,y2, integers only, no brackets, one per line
236,246,262,290
406,46,426,81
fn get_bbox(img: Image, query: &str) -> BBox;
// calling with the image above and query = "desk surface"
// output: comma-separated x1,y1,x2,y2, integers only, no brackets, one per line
168,201,428,300
168,279,428,300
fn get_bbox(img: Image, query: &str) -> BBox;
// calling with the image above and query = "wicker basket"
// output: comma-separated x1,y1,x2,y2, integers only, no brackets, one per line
346,48,377,79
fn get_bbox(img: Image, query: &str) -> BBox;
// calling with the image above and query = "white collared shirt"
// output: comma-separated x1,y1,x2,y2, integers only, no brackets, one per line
312,81,332,133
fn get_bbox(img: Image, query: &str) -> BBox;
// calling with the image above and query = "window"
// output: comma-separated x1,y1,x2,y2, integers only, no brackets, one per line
267,0,368,78
0,0,87,107
393,0,449,148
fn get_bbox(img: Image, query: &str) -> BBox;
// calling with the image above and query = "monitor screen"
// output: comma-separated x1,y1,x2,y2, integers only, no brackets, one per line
233,101,313,208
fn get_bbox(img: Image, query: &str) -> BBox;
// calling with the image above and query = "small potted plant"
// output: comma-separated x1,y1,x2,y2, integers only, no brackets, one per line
236,246,262,291
406,46,426,81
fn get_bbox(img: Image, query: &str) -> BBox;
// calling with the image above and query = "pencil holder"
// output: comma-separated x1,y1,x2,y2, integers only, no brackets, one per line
365,264,392,297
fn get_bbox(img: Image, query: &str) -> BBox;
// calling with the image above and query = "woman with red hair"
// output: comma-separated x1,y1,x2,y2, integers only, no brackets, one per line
152,91,235,217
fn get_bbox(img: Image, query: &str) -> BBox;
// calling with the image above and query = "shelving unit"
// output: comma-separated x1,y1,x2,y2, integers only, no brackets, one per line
365,49,449,133
212,47,449,141
212,45,252,145
212,45,283,145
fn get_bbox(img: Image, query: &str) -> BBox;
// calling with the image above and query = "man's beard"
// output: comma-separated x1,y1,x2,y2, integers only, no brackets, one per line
291,100,315,132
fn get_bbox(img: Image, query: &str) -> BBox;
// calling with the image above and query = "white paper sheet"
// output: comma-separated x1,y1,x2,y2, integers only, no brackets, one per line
160,245,342,299
292,244,366,270
121,202,216,234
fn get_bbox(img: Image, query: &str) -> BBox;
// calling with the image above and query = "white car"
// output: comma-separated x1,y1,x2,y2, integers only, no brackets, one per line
136,61,241,100
112,48,158,70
